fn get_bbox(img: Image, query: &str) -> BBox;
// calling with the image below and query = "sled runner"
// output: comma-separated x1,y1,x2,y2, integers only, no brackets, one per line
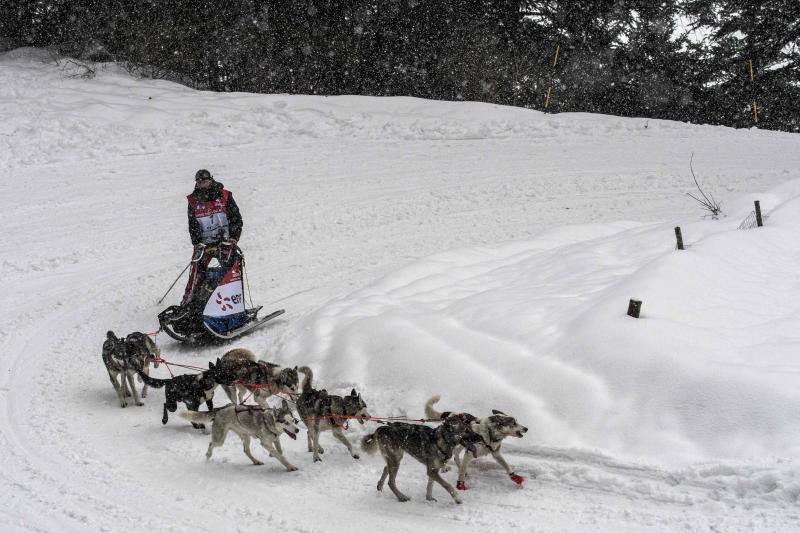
158,242,284,343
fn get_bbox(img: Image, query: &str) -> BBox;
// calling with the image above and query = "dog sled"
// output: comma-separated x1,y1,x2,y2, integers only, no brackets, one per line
158,242,284,343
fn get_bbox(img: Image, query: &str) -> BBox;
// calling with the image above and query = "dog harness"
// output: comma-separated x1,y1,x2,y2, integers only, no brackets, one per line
104,336,132,372
470,426,502,453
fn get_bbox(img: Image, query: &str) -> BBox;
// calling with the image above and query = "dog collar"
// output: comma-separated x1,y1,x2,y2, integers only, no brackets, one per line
436,435,453,457
487,427,503,444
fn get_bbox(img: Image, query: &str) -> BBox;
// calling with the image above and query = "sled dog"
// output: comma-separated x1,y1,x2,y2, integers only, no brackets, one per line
136,362,224,427
217,348,300,405
295,366,370,462
361,413,479,504
181,401,300,471
425,395,528,489
102,331,160,408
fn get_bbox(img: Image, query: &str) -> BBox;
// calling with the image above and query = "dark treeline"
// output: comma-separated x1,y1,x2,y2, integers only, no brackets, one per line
2,1,798,131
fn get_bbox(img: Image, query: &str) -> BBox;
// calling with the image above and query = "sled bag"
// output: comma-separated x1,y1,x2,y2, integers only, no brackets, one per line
203,262,248,334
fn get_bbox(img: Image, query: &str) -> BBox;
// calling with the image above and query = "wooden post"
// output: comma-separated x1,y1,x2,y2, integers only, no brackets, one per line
674,227,684,250
627,299,642,318
754,200,763,227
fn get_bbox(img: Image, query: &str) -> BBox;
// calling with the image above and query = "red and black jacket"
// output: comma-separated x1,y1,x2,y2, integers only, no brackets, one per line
187,181,243,245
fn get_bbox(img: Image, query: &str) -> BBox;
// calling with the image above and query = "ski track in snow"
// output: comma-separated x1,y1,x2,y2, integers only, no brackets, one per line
2,53,800,531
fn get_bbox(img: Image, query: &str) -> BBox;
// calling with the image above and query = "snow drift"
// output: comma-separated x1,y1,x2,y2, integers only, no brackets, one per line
279,183,800,465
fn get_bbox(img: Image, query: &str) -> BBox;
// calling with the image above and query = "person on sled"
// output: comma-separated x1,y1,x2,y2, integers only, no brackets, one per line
181,169,243,306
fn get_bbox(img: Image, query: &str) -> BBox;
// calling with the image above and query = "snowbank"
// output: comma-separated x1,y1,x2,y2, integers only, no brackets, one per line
2,47,793,170
279,181,800,466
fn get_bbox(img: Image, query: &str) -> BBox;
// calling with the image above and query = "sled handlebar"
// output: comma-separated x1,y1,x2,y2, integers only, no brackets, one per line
195,241,239,251
193,241,242,262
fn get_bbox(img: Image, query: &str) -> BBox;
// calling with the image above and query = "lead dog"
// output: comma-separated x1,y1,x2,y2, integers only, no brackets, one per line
217,348,300,406
295,366,370,462
181,401,300,471
102,331,160,408
361,413,479,504
425,395,528,490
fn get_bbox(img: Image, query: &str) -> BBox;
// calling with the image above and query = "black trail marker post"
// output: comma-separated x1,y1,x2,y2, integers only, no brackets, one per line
674,227,684,250
627,299,642,318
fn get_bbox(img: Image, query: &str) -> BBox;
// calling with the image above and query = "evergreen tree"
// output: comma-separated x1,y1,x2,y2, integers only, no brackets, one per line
613,1,691,121
685,0,800,130
0,0,797,131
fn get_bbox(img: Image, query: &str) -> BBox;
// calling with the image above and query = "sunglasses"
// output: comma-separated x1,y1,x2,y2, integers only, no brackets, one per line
196,176,213,182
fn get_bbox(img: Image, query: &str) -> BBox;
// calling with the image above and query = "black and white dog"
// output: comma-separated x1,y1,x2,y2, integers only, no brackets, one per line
182,401,301,471
425,395,528,490
101,331,160,408
361,413,479,504
295,366,370,462
136,361,227,427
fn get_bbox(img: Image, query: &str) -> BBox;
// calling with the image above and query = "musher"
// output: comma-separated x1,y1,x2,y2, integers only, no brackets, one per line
181,169,243,305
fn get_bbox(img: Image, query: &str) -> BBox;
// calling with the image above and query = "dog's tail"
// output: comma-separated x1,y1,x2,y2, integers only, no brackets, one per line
298,366,313,393
425,395,445,420
136,369,166,389
179,410,216,424
361,431,380,455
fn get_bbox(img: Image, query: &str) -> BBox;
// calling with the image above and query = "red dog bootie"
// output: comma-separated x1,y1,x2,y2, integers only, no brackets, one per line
456,480,469,491
509,473,525,486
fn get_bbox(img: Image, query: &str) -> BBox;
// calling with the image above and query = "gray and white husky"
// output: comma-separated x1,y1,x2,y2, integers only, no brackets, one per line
425,395,528,490
296,366,370,462
361,413,478,504
101,331,160,408
181,400,301,472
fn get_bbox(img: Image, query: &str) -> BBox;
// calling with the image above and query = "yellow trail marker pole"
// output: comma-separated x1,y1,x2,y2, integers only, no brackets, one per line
748,59,759,124
544,44,560,110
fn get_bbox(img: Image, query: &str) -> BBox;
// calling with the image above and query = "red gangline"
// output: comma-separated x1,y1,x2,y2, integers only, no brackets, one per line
144,359,435,427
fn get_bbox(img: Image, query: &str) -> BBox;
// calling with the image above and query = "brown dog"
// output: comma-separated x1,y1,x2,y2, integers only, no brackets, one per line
295,366,370,462
216,348,299,406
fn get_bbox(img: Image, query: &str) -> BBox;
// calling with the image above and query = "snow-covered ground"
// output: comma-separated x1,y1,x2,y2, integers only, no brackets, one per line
2,48,799,532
